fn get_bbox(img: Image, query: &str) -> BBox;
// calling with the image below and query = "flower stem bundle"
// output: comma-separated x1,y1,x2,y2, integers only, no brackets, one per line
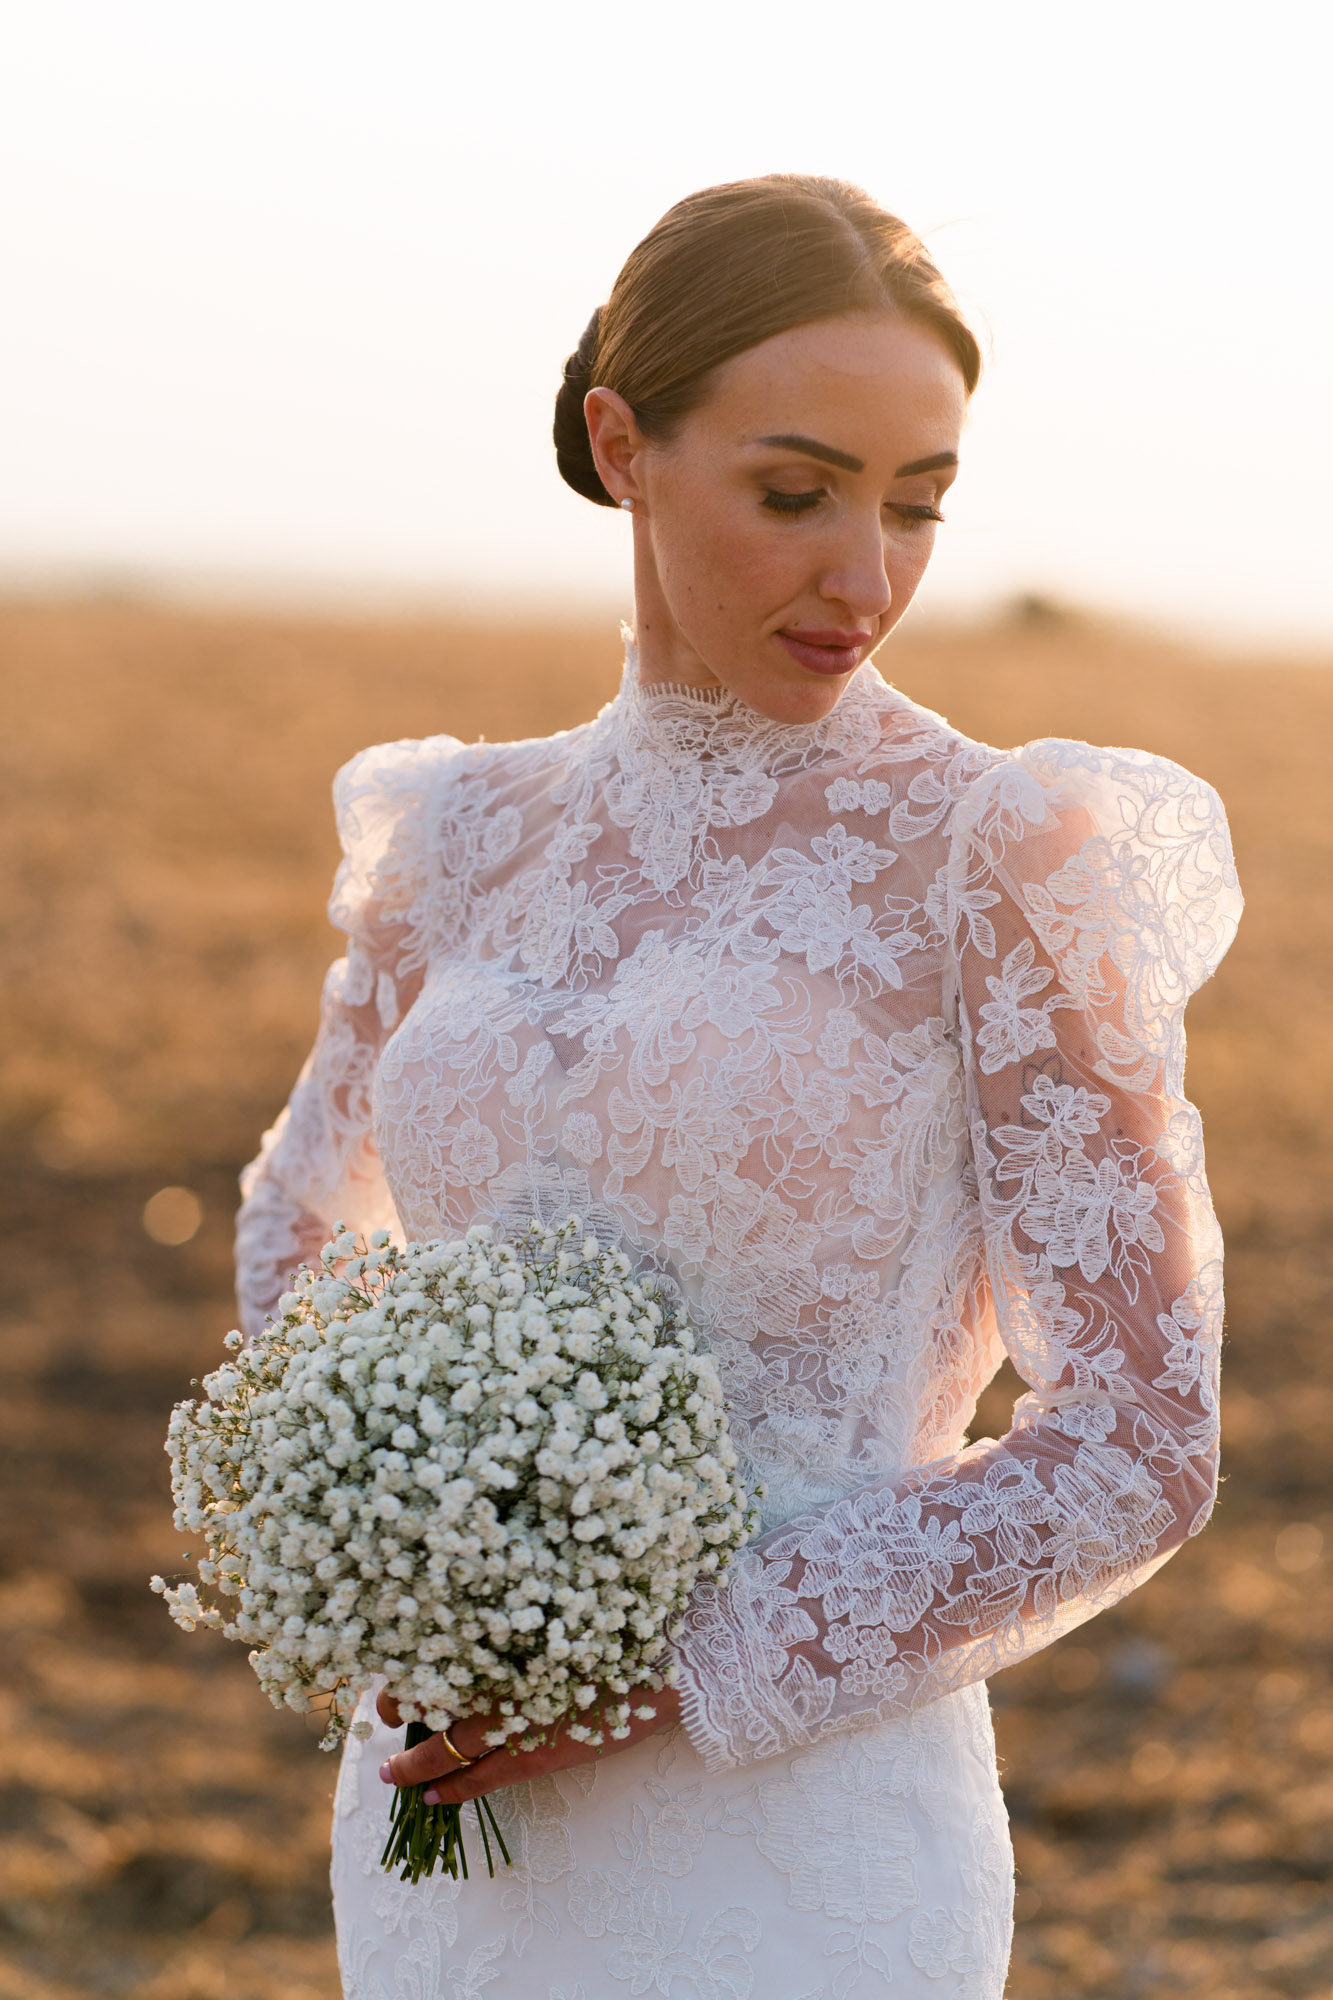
380,1721,513,1884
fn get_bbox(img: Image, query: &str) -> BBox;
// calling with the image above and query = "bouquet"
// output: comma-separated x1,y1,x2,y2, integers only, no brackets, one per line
154,1216,758,1883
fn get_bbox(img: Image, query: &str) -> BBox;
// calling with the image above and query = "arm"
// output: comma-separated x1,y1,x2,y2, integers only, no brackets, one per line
235,735,458,1336
670,740,1242,1771
234,951,401,1337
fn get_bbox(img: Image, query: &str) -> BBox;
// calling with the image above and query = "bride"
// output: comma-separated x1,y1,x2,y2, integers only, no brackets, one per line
236,176,1241,1999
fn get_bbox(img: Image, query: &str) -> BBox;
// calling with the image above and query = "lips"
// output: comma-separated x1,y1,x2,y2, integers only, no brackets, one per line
776,628,872,677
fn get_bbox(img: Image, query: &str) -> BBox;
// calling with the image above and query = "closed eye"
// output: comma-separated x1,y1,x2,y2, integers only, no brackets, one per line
761,489,945,527
761,488,824,517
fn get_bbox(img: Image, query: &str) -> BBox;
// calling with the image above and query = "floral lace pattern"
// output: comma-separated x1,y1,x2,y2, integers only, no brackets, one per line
330,1679,1012,1998
238,650,1239,1995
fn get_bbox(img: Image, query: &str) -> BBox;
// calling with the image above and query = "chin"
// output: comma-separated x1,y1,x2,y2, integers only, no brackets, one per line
737,669,857,726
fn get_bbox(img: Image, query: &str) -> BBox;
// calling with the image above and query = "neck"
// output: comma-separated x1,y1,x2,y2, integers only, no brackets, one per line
629,527,722,692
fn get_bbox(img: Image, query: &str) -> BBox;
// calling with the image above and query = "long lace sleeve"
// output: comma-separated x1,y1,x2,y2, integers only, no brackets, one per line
671,737,1242,1772
234,734,460,1337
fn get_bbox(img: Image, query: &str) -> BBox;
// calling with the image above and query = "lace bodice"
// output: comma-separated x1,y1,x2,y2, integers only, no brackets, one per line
237,649,1240,1773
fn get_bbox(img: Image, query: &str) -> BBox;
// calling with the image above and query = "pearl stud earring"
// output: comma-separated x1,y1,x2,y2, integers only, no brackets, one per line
619,497,635,512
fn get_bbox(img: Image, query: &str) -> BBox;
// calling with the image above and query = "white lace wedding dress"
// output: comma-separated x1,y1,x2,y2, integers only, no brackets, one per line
236,647,1240,2000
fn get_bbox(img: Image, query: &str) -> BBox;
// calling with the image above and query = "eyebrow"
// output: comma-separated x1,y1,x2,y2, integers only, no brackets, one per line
756,434,958,478
894,450,958,477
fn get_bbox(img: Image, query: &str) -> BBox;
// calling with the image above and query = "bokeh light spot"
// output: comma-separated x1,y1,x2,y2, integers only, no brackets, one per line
1296,1709,1333,1754
142,1186,202,1246
1219,1564,1277,1619
1274,1522,1324,1574
1130,1741,1175,1786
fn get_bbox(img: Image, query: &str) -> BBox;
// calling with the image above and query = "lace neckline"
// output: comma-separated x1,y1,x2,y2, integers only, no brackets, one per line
604,636,892,774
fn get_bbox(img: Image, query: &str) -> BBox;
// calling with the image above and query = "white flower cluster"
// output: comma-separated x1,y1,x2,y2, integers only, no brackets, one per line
154,1217,757,1752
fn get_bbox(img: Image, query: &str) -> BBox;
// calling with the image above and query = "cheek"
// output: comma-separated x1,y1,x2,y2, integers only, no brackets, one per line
654,491,806,624
883,530,937,605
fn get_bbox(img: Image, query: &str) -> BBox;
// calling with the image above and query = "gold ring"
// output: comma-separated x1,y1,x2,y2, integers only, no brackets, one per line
439,1725,474,1768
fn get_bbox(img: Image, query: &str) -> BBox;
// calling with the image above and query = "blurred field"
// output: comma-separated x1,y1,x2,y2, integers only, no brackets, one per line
0,595,1330,2000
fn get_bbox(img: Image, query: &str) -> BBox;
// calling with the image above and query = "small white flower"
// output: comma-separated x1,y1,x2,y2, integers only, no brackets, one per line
158,1215,755,1766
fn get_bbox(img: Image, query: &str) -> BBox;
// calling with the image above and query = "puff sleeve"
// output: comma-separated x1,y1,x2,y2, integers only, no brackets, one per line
671,738,1242,1771
234,734,461,1337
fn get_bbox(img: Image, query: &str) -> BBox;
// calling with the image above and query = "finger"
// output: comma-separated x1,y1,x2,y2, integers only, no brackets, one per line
437,1714,496,1764
378,1734,471,1788
378,1718,496,1789
423,1697,672,1804
422,1723,596,1806
422,1746,529,1807
376,1690,403,1728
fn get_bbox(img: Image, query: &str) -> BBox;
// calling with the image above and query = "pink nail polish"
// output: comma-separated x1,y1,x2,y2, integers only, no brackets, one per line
422,1788,439,1805
378,1761,393,1783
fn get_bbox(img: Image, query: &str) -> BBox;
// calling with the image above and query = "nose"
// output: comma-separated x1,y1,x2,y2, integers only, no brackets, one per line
818,509,893,621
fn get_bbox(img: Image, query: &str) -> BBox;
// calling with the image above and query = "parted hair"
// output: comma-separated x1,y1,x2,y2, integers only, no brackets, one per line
553,175,981,508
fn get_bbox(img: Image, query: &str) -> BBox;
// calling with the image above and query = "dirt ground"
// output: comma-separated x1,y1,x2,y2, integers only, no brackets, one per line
1,597,1329,1999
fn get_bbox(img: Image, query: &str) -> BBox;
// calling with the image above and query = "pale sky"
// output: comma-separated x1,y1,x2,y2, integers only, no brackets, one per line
2,1,1329,646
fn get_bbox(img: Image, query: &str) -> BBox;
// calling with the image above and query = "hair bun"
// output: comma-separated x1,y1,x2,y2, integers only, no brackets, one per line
553,308,615,507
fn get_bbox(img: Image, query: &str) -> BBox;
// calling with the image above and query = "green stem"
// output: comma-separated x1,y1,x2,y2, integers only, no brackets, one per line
379,1720,512,1885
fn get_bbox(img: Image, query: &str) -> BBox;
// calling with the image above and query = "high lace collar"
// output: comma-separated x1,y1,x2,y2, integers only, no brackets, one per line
604,636,892,775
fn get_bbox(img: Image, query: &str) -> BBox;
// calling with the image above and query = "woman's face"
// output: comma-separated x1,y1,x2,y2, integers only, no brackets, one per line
586,312,967,723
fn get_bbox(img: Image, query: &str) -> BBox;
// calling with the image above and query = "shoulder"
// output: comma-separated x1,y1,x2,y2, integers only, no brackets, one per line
328,734,468,947
327,720,593,953
332,732,467,839
820,680,1000,847
952,733,1242,1003
834,684,1236,897
331,728,541,864
952,733,1234,866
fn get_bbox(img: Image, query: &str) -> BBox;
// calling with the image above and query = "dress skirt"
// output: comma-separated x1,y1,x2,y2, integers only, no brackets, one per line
331,1683,1014,1999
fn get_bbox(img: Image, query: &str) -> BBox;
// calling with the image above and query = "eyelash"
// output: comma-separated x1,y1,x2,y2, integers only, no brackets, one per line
760,489,945,527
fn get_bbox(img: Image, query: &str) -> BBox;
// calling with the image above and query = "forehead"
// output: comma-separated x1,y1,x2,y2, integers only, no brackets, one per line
702,312,966,459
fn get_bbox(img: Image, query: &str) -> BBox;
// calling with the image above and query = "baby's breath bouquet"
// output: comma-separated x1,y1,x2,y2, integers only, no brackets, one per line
154,1216,758,1883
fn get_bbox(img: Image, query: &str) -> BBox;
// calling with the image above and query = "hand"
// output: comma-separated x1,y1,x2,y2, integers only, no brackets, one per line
376,1681,684,1807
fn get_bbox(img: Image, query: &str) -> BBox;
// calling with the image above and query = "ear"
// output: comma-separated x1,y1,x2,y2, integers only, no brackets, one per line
585,388,647,507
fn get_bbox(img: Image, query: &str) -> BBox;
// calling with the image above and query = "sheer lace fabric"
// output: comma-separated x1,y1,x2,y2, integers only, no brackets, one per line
237,651,1239,1997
